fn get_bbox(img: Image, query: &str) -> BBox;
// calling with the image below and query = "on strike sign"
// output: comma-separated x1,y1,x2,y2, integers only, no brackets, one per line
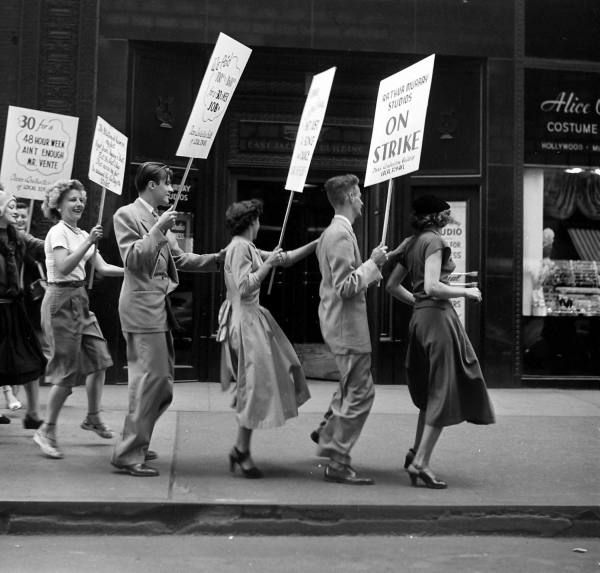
177,33,251,159
0,106,79,200
364,55,435,187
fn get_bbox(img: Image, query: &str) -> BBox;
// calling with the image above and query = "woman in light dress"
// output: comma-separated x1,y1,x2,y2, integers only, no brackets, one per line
220,199,317,478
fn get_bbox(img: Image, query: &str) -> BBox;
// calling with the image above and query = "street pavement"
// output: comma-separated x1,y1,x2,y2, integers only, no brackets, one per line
1,535,599,573
0,381,598,536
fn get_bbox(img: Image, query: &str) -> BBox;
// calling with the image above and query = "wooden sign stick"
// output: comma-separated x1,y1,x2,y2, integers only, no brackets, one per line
87,186,107,290
380,178,394,247
172,157,194,210
267,190,295,295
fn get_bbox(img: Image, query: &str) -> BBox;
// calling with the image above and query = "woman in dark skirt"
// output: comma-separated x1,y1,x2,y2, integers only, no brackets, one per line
0,186,46,427
386,195,495,489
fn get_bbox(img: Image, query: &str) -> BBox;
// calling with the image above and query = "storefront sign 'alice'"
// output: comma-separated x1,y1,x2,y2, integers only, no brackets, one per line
173,33,252,209
365,54,435,245
268,66,337,294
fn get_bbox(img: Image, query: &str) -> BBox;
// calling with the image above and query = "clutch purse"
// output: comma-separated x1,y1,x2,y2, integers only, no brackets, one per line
216,299,232,342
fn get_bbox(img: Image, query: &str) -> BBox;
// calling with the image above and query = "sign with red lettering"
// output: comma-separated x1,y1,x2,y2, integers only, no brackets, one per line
365,55,435,187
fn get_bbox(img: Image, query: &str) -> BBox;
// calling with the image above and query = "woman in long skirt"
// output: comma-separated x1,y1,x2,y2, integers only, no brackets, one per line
0,186,46,427
220,199,316,478
33,180,123,459
386,194,495,489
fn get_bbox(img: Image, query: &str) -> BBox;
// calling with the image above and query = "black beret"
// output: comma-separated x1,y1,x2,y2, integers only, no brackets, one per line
412,194,450,215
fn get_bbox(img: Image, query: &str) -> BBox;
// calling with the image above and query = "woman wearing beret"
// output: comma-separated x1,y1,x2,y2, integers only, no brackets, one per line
386,195,495,489
220,199,316,478
0,186,46,427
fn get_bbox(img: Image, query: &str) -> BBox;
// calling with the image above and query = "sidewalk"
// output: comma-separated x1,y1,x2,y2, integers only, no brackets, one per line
1,381,598,536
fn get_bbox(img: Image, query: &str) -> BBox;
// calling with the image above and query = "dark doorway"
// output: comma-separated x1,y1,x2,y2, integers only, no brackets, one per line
236,178,339,379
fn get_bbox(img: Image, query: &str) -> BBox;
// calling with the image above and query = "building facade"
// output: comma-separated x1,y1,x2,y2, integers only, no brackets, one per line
1,0,598,387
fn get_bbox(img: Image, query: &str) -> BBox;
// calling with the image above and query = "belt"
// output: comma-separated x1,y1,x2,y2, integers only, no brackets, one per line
47,281,85,288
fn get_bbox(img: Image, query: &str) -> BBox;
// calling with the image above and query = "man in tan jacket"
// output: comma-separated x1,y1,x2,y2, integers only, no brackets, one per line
111,162,223,477
314,174,388,485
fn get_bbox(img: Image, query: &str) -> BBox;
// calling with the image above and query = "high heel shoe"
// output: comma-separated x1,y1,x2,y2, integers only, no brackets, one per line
229,446,263,479
403,447,416,469
406,464,447,489
23,414,44,430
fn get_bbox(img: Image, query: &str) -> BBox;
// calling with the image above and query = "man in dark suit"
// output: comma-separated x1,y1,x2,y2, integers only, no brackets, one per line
111,162,223,476
314,174,387,485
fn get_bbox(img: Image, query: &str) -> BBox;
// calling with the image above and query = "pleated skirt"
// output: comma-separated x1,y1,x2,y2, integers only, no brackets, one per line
223,303,310,429
406,300,495,427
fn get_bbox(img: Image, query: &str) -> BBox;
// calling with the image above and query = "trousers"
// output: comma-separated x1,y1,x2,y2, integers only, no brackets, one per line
112,331,174,466
317,352,375,466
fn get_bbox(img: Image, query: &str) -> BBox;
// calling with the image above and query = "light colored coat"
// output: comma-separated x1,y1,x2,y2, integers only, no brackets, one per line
316,216,382,355
113,198,217,333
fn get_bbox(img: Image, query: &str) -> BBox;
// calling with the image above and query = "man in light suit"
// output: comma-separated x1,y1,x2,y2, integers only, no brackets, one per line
111,162,223,477
314,174,388,485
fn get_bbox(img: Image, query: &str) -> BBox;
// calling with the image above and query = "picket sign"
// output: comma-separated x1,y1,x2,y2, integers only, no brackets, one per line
173,33,252,210
267,67,337,294
87,117,127,289
364,55,435,247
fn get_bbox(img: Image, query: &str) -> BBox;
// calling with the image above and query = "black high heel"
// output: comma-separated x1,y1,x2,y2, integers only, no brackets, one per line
23,414,44,430
403,448,416,469
406,464,447,489
229,446,263,479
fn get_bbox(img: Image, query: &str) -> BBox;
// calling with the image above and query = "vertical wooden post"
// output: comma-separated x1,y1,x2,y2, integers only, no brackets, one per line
87,187,107,290
267,190,295,295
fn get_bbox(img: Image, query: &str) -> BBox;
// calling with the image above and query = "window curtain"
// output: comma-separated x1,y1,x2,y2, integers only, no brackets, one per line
544,171,600,220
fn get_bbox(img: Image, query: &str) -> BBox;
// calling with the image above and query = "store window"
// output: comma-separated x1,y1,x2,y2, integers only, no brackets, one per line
522,166,600,376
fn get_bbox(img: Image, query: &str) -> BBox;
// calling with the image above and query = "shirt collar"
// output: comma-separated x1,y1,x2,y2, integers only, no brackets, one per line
138,197,155,214
333,214,353,228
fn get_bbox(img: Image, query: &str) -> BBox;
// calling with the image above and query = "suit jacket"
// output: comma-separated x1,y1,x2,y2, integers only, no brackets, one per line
316,216,382,354
114,198,217,333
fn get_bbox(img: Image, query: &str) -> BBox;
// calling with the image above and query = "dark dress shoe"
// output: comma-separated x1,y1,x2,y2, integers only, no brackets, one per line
145,450,158,461
112,462,159,477
23,415,43,430
0,415,10,424
324,464,374,485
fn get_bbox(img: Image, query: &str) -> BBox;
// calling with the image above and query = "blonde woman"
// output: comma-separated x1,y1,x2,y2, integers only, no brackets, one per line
34,180,123,459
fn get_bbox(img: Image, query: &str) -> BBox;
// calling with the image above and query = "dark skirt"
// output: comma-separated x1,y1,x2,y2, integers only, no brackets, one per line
0,298,46,385
405,300,495,427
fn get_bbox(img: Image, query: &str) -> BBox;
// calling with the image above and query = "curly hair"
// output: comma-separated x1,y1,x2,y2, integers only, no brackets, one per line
411,210,451,231
41,179,86,221
225,199,263,236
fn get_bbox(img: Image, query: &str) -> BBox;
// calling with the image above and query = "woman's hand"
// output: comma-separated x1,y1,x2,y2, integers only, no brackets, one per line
265,247,284,267
465,287,482,302
88,225,103,244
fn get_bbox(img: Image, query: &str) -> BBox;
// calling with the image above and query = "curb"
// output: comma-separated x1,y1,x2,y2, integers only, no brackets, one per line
1,502,599,537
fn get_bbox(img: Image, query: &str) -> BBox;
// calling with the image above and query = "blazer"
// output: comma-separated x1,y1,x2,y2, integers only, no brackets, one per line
316,216,382,355
113,198,217,333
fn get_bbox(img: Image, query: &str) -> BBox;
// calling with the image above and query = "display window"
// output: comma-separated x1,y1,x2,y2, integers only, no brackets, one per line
523,166,600,376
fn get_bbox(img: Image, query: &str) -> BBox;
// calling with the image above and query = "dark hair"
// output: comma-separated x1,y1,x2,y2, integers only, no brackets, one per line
41,179,86,221
411,210,451,231
135,162,173,193
324,174,359,208
16,201,28,210
225,199,263,236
